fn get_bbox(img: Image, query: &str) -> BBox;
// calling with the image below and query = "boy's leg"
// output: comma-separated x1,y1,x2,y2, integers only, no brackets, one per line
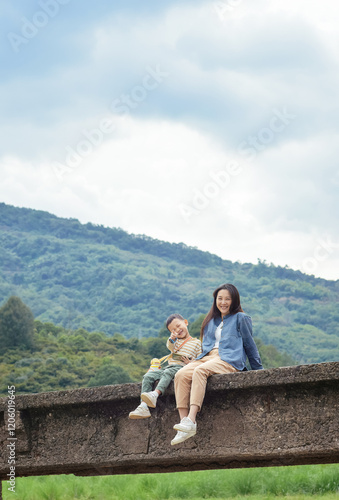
155,364,182,395
130,369,165,419
141,368,166,407
130,369,161,419
141,369,162,394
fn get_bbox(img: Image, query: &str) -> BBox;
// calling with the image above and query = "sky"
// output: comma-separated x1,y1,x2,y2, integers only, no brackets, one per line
1,0,339,281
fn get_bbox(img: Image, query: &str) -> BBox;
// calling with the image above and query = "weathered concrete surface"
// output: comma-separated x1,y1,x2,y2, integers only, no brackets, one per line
0,362,338,479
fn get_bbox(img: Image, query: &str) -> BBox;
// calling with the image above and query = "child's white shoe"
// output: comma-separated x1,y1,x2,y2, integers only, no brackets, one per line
129,403,151,419
141,391,158,408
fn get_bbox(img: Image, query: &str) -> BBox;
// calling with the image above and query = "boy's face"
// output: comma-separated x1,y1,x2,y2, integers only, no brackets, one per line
167,318,189,339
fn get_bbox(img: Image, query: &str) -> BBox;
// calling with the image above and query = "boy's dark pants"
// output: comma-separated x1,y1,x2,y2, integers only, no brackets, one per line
141,364,182,395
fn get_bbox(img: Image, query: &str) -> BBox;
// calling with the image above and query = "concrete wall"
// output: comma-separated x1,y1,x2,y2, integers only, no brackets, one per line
1,362,339,481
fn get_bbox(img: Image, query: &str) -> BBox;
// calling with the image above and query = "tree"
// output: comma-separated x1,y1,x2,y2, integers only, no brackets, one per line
189,314,206,338
158,323,169,338
88,363,132,387
0,296,34,351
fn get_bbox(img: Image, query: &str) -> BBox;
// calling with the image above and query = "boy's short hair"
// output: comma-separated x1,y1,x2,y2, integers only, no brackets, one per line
166,313,185,330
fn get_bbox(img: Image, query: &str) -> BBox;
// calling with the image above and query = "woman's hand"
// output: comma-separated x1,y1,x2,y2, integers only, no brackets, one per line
181,355,192,365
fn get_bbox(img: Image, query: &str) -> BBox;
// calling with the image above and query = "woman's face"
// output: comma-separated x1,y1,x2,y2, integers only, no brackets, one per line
216,289,232,318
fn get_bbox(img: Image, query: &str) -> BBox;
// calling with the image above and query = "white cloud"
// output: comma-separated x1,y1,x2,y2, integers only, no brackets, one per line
1,114,338,280
1,0,339,281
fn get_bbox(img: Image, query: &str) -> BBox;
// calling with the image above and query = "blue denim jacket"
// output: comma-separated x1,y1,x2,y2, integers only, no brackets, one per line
197,312,263,371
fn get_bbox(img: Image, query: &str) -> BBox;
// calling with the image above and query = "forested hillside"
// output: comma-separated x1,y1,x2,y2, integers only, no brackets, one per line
0,202,338,364
0,310,295,396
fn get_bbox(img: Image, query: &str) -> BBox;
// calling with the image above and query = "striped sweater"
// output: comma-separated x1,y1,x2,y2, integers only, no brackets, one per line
166,336,202,366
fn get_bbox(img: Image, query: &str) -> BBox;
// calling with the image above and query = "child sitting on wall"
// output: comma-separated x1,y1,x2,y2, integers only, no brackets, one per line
129,314,202,419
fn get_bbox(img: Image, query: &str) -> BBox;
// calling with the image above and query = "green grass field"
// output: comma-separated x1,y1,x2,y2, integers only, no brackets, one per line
2,464,339,500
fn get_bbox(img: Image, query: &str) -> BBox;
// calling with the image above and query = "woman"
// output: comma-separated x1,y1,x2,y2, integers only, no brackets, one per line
171,283,263,445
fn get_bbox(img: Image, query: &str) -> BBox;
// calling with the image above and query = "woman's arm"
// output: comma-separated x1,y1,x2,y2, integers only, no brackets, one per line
239,315,263,370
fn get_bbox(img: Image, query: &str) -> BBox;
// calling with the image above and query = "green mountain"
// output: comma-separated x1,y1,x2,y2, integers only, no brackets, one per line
0,315,295,396
0,202,338,364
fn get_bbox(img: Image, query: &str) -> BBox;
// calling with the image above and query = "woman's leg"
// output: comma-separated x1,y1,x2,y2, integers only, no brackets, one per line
187,404,199,423
189,350,237,420
174,360,203,416
178,408,189,420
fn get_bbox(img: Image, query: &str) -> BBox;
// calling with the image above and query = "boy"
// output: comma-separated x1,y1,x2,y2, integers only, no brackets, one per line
129,314,202,419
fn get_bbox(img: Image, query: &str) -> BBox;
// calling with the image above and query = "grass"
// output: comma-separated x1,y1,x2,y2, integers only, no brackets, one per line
2,464,339,500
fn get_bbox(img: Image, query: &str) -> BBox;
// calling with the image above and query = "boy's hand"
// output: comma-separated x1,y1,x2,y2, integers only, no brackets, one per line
181,355,192,364
169,332,177,341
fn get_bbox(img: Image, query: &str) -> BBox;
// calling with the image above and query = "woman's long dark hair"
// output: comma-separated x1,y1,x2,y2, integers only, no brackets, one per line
200,284,243,341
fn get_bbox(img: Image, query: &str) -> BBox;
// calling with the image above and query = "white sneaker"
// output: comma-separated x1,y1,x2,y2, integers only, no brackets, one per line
171,429,196,445
141,391,158,408
173,416,197,433
129,404,151,419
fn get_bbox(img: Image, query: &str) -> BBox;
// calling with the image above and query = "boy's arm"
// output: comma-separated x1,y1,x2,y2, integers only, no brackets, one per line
180,339,202,362
195,340,202,358
189,339,202,360
166,336,177,353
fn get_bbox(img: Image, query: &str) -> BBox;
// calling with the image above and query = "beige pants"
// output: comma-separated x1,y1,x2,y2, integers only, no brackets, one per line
174,348,238,411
